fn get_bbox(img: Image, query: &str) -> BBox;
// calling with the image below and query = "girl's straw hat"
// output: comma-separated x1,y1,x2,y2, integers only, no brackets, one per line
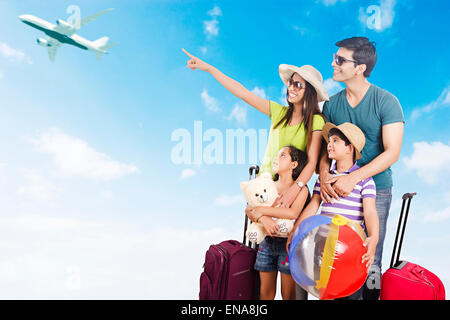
279,64,329,102
322,122,366,160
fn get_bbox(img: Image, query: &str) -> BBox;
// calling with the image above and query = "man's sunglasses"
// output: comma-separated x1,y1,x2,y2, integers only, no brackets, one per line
334,53,359,66
287,78,304,90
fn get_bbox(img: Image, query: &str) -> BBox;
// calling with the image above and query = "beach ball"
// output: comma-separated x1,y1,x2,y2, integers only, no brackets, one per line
289,214,368,300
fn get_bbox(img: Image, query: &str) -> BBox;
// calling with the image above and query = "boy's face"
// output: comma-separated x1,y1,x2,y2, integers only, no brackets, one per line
327,134,354,161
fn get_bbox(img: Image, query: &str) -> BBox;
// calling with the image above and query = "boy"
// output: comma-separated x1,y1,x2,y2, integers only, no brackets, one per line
288,122,379,300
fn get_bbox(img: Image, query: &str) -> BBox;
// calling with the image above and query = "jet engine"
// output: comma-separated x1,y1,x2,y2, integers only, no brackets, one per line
36,37,50,47
56,19,75,31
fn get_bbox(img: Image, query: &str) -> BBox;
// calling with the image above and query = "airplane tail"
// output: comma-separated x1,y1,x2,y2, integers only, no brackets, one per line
92,36,117,60
92,36,109,48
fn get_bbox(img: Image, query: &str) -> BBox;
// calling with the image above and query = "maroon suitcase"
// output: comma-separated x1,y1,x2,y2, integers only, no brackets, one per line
199,240,258,300
199,165,260,300
380,192,446,300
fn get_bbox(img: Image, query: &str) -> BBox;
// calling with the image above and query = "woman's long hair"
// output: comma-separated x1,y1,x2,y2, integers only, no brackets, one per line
273,73,325,152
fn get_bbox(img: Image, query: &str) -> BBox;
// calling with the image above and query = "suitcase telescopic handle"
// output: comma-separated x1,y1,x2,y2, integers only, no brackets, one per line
249,165,259,179
390,192,417,269
243,165,260,247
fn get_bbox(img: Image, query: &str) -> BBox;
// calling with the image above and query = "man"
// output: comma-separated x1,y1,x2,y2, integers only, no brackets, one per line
320,36,404,300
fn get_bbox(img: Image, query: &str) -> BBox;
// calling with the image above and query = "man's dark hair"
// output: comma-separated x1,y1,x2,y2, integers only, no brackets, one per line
328,128,355,162
336,36,377,78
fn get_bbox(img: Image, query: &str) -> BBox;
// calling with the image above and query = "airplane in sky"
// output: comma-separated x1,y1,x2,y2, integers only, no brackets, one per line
19,8,116,62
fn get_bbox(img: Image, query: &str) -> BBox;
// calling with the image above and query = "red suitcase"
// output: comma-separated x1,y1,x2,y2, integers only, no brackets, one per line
380,193,446,300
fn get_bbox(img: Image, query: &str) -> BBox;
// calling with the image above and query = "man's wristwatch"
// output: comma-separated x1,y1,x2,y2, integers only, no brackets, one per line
297,181,304,189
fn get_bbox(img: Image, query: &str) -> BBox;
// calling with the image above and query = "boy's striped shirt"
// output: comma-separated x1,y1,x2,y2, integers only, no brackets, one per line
313,162,376,226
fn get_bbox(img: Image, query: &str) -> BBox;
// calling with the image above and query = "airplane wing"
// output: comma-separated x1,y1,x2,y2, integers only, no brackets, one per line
79,8,114,28
47,37,61,62
54,8,114,35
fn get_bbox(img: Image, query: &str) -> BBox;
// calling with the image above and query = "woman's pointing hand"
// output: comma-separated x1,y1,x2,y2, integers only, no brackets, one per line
182,48,212,72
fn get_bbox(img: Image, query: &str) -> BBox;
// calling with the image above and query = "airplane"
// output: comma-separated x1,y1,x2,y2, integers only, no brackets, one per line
19,8,116,62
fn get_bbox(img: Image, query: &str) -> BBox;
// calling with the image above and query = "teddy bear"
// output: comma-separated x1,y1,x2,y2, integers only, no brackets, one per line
240,172,294,244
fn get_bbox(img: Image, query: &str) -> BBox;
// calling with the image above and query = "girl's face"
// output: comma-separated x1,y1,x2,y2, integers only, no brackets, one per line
287,73,306,104
273,147,297,175
327,134,353,160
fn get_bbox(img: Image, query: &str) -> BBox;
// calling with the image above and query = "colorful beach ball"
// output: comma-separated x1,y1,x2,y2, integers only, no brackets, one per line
288,214,368,300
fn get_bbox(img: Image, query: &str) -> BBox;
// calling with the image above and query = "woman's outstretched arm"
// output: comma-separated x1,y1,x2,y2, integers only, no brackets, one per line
182,48,270,116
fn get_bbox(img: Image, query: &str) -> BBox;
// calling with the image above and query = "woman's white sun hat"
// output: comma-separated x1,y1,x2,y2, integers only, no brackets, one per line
279,64,329,102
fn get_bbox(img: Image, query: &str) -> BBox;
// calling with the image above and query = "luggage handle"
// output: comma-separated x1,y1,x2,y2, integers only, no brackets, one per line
243,165,259,249
249,164,260,178
390,192,416,269
392,260,408,270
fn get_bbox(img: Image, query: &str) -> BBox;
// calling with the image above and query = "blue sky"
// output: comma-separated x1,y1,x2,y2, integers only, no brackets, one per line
0,0,449,299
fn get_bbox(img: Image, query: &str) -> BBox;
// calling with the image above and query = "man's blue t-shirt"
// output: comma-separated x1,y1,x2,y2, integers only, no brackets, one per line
322,84,404,189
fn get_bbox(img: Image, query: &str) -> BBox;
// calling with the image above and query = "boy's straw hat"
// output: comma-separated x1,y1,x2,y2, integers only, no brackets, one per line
278,64,329,102
322,122,366,160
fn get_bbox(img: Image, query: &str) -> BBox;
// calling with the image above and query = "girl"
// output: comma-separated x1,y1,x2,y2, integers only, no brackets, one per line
245,145,310,300
182,49,328,209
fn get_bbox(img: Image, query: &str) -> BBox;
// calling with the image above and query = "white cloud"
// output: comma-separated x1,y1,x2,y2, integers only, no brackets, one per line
402,141,450,184
30,128,139,181
0,42,33,64
0,162,6,185
180,168,196,179
203,5,222,38
318,0,347,6
410,86,450,122
423,206,450,223
292,25,308,36
214,194,245,207
251,86,267,99
279,86,287,105
323,78,344,97
101,190,113,199
201,88,221,112
227,104,247,125
203,19,219,37
445,92,450,104
208,5,222,17
0,214,234,298
359,0,396,32
445,191,450,205
0,214,96,232
17,169,61,202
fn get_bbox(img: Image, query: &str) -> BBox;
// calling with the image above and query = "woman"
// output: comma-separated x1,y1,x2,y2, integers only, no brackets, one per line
182,48,329,209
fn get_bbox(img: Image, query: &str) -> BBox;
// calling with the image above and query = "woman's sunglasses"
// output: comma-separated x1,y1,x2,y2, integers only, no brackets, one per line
287,79,304,90
334,53,359,66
